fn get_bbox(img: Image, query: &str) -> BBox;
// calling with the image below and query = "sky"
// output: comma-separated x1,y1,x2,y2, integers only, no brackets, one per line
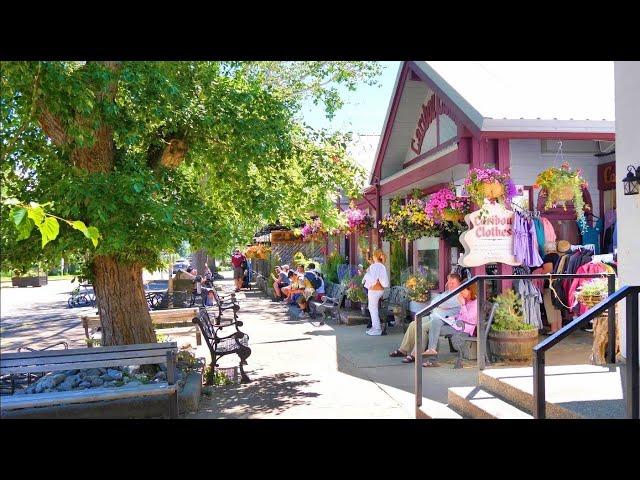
298,61,400,135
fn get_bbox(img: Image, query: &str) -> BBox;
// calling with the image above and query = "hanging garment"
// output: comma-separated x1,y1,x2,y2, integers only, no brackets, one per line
515,278,543,328
512,212,530,266
604,209,616,232
541,216,557,244
566,262,612,317
550,254,570,310
528,219,544,268
579,218,603,255
533,218,546,258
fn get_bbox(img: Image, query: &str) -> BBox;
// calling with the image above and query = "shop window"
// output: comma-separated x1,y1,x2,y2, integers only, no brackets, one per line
415,236,440,290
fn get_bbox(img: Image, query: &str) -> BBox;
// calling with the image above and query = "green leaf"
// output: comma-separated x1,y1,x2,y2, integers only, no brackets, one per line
133,183,144,193
86,226,101,248
27,206,45,226
38,216,60,248
71,220,88,234
16,217,34,241
11,207,27,226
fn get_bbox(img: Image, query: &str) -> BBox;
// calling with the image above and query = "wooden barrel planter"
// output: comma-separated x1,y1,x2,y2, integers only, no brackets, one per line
488,329,539,362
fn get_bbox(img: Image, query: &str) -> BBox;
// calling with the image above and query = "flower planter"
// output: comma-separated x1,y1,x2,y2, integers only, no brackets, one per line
481,181,505,200
12,275,48,287
549,184,574,202
487,329,538,362
442,210,464,222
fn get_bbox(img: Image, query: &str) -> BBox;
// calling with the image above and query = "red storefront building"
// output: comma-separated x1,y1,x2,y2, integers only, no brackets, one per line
349,61,616,290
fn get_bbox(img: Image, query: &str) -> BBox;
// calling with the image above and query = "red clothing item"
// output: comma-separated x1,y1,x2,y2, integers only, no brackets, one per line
231,253,246,268
567,263,608,316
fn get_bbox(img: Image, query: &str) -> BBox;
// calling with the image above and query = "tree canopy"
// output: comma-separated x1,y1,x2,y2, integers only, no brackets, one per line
1,61,378,276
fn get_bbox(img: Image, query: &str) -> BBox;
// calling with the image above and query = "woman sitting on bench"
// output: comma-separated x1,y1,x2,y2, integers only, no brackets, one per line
422,284,478,367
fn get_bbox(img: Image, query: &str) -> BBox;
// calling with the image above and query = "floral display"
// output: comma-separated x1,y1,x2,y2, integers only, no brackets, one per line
379,197,438,242
534,162,588,230
300,218,325,241
405,270,436,303
464,168,515,206
244,244,271,260
424,187,471,223
344,203,374,234
344,274,367,303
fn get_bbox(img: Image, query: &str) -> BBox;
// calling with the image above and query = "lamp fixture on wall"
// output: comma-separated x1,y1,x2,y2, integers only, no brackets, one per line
622,165,640,196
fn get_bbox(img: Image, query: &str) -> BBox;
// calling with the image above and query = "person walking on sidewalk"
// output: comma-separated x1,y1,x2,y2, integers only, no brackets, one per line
362,249,390,336
231,248,246,292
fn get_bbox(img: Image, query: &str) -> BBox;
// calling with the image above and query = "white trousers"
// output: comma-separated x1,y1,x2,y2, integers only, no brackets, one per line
368,289,386,333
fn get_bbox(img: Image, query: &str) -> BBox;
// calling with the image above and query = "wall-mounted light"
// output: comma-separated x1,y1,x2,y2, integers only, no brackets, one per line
622,165,640,196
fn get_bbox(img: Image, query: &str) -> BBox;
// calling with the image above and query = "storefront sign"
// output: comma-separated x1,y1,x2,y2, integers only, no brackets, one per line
598,162,616,191
459,201,521,267
410,94,457,155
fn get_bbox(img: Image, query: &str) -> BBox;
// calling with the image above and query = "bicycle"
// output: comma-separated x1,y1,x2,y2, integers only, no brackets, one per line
67,278,96,308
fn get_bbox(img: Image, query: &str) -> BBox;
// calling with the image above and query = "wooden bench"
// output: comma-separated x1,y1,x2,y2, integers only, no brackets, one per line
192,306,251,383
81,308,201,345
380,286,409,328
0,342,179,418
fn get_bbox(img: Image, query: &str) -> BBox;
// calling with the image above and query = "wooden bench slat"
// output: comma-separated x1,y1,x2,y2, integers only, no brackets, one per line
1,383,178,411
1,349,175,369
2,356,170,375
1,342,177,360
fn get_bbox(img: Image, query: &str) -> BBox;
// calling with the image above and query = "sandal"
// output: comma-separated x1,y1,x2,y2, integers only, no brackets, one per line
389,349,406,358
423,360,440,367
423,349,438,356
402,355,415,363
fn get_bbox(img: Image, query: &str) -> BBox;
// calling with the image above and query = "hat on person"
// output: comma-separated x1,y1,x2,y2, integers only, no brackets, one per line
281,264,289,270
557,240,571,254
544,241,557,254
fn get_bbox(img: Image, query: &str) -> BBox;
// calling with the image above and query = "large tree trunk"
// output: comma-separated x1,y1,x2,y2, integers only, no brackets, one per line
92,255,155,346
192,249,208,276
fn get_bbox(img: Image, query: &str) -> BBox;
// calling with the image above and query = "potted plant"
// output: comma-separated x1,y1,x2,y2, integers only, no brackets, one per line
424,187,471,223
575,278,618,364
464,168,516,206
344,203,374,234
11,266,48,287
487,289,538,361
300,218,326,242
344,274,367,314
534,162,588,229
405,268,436,314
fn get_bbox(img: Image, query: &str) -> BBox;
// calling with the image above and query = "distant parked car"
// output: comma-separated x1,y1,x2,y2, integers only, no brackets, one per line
172,259,189,274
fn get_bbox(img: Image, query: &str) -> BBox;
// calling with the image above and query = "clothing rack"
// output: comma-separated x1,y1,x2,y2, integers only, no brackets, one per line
511,202,541,219
592,253,614,264
570,244,595,252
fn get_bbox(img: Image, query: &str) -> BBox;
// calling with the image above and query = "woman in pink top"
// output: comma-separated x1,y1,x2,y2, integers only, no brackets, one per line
422,286,478,366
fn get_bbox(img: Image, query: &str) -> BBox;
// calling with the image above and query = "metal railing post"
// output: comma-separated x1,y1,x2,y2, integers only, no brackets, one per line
415,312,423,414
533,349,545,419
477,279,486,371
626,290,639,419
607,275,616,364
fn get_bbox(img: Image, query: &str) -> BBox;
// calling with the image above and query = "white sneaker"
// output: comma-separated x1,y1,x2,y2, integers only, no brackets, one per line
366,329,382,336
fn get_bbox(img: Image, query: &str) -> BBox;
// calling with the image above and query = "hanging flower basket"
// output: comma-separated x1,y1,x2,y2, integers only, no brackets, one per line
534,162,589,230
344,203,374,234
442,209,464,222
464,168,515,206
481,181,505,200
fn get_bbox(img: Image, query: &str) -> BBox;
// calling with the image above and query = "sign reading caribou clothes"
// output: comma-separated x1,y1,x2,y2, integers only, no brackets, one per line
459,200,521,267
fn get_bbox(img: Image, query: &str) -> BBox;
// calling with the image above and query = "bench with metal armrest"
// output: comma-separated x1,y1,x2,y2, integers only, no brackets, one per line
310,281,346,325
192,306,251,383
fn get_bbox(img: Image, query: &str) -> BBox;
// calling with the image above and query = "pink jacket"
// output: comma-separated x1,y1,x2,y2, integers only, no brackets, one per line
452,299,478,336
567,263,608,316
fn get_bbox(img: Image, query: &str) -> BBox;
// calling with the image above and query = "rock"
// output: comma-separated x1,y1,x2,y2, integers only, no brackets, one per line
64,370,79,376
107,369,123,380
91,378,104,387
35,385,45,394
126,381,141,387
100,374,116,382
127,366,141,376
79,381,92,388
103,381,116,388
98,368,107,375
78,372,87,380
85,368,102,377
35,373,66,390
85,375,99,383
155,371,167,381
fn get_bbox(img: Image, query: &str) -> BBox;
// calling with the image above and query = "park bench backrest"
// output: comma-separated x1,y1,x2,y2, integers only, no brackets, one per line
0,342,178,376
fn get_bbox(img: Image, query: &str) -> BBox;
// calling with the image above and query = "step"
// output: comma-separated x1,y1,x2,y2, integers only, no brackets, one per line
448,386,532,419
416,398,463,419
479,364,627,419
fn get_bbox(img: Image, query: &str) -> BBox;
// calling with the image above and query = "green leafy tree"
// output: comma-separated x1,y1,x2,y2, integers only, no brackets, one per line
1,61,379,346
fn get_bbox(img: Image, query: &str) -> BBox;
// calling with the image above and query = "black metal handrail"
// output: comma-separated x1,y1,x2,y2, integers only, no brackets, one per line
533,284,639,419
414,272,618,417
